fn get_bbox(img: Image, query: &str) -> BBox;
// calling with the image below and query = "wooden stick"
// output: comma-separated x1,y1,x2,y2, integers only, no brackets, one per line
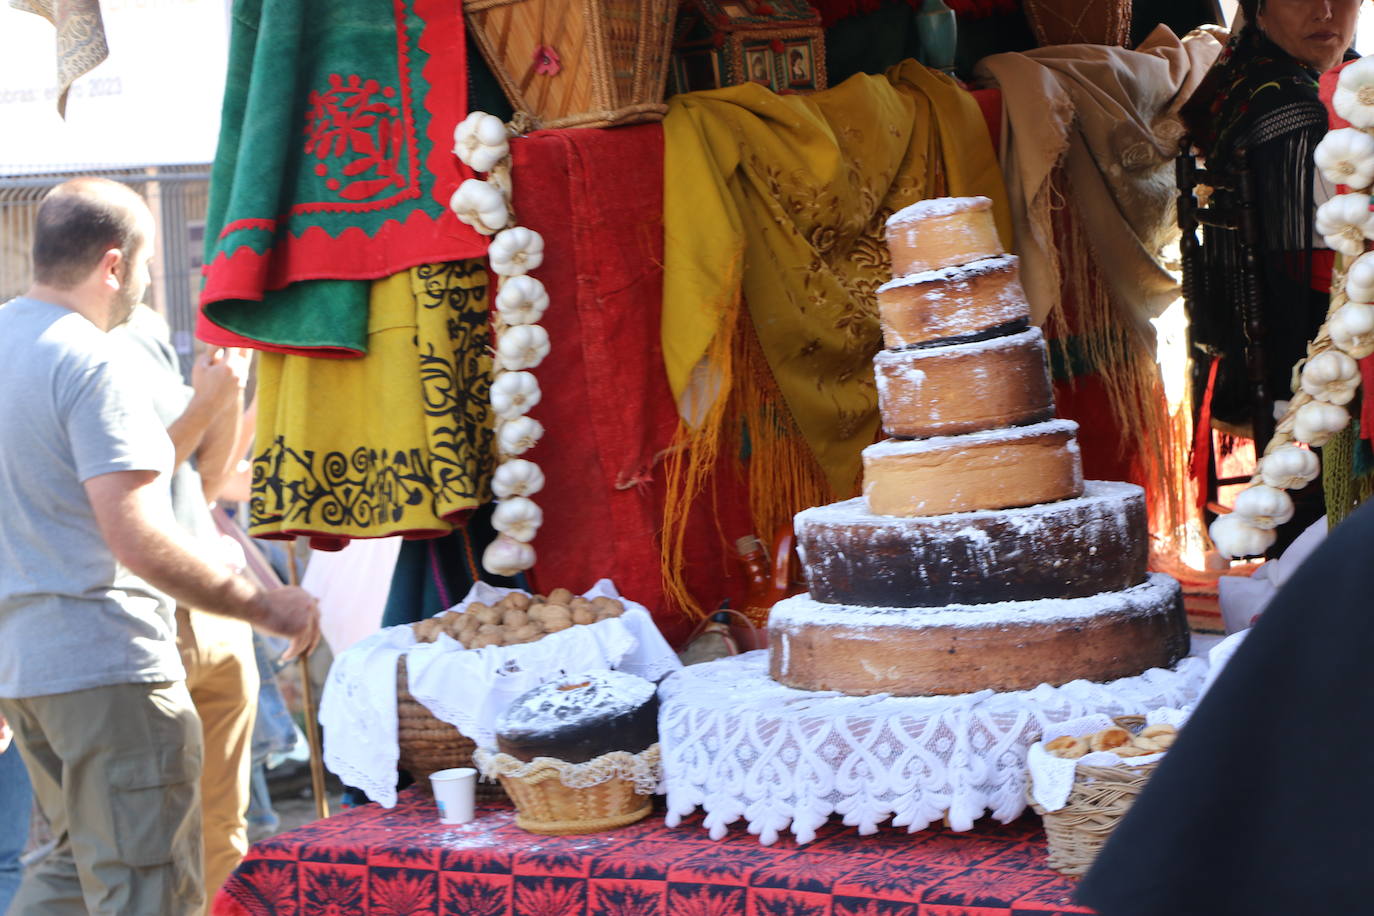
286,544,330,821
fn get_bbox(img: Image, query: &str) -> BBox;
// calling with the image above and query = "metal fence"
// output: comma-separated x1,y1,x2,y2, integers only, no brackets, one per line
0,164,211,376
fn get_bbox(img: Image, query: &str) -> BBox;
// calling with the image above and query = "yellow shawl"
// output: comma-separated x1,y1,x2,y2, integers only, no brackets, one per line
661,64,1008,619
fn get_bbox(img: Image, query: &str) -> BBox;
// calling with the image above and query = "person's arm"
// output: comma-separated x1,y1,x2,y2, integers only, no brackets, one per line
84,468,320,659
199,350,254,501
167,348,239,470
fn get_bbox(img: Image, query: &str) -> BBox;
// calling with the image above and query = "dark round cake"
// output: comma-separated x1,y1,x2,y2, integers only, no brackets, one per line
495,670,659,764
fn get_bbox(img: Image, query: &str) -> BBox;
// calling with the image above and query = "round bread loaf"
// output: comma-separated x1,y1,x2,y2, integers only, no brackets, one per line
495,670,659,764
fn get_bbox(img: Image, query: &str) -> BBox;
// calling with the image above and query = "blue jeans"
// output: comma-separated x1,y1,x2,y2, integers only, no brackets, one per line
0,743,32,915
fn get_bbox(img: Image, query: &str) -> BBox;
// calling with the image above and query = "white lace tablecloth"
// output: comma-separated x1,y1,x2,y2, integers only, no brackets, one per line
320,579,681,807
659,651,1206,845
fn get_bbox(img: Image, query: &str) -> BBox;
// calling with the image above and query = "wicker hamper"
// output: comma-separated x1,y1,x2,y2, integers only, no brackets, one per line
1022,0,1132,48
396,656,506,802
1027,716,1157,877
464,0,676,129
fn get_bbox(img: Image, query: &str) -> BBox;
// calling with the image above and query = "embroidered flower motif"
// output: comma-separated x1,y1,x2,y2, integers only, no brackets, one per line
452,110,509,173
1314,192,1374,256
303,73,404,201
1333,56,1374,129
1315,127,1374,191
448,178,509,235
769,38,785,54
533,45,562,77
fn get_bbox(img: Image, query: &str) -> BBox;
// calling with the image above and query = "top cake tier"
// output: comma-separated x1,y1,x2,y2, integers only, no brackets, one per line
886,196,1003,276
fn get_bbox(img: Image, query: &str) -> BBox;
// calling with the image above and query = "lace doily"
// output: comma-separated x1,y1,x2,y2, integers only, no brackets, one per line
474,744,662,794
658,651,1207,845
319,578,680,807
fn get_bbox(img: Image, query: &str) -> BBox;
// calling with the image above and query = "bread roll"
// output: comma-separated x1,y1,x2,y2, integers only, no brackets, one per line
1044,735,1089,759
571,605,595,626
1089,727,1132,752
547,587,575,606
474,606,503,626
502,608,529,629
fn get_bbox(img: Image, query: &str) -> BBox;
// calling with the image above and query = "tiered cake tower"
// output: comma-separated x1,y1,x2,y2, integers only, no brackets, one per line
768,197,1190,696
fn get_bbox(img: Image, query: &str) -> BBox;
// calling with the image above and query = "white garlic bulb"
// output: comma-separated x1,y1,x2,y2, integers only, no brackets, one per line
490,370,541,420
448,179,509,236
1314,193,1374,256
497,415,545,456
1333,57,1374,129
1231,484,1295,530
453,111,510,173
496,324,551,371
1344,250,1374,303
492,496,543,542
482,534,536,576
492,458,546,498
1329,301,1374,358
1300,350,1361,404
1258,445,1321,490
494,275,550,326
488,227,545,278
1291,400,1350,447
1314,128,1374,191
1209,512,1276,559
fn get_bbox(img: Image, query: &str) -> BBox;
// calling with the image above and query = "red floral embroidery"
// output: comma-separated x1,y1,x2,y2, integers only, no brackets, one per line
303,73,404,201
533,45,561,76
770,38,785,54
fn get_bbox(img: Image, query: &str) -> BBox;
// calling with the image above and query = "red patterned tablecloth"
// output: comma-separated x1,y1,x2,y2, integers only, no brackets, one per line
214,788,1096,915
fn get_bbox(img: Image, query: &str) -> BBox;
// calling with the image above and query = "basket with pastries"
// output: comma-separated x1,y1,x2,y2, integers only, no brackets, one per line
1026,711,1186,877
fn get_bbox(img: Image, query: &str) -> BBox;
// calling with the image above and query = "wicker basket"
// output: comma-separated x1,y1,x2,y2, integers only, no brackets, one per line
479,745,660,835
395,656,506,802
1022,0,1132,48
464,0,676,129
1027,716,1155,877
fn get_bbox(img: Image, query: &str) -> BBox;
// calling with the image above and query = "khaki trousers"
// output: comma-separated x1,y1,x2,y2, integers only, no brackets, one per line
0,681,204,916
176,608,258,906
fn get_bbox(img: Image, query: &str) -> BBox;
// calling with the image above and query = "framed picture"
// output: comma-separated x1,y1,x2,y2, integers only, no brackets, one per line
784,41,812,86
745,48,771,85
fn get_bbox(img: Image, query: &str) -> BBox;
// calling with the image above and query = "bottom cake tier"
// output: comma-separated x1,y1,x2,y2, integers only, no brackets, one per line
769,572,1188,696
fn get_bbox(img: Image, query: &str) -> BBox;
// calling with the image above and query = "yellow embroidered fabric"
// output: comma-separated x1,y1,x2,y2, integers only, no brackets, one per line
250,262,495,541
660,67,1007,618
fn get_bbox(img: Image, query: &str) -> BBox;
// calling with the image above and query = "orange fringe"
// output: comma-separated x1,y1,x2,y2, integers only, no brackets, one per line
660,302,838,624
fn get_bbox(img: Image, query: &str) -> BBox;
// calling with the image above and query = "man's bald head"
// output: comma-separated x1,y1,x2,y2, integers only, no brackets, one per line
32,177,153,290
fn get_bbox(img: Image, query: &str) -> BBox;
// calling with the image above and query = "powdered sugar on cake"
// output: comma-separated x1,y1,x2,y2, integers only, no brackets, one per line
770,573,1179,632
864,418,1077,459
887,196,992,227
497,669,655,736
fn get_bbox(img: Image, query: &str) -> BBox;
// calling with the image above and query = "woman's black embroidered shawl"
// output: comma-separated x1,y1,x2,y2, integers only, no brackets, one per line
1181,26,1329,428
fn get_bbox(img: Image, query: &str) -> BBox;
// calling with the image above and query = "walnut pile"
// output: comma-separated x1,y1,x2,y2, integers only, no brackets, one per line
1045,723,1178,760
410,588,626,649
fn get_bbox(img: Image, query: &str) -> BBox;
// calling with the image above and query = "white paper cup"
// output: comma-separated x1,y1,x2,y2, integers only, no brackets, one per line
430,767,478,825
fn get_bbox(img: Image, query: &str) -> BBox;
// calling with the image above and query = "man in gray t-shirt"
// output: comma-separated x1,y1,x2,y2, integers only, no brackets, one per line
0,178,320,915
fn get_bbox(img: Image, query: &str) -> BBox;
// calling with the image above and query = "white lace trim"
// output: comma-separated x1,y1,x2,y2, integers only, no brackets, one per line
319,578,680,807
474,744,662,794
658,650,1207,845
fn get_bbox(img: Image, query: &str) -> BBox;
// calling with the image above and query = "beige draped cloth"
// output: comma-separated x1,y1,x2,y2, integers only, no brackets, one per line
11,0,109,117
977,24,1224,334
975,25,1225,539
